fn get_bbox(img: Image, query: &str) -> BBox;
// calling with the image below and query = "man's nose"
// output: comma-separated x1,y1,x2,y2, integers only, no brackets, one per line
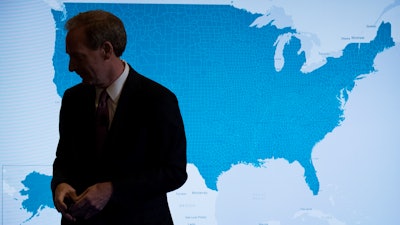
68,60,75,72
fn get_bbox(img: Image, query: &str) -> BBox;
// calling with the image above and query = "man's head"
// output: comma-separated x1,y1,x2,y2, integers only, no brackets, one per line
66,10,127,57
65,10,127,87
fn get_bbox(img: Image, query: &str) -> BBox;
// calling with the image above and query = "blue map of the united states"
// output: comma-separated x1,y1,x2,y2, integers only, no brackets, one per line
20,3,395,221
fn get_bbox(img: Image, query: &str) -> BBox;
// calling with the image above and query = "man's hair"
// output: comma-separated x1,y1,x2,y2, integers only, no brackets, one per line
65,10,127,57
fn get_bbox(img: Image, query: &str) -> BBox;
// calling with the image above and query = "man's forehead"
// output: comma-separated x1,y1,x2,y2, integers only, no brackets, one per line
66,27,86,41
66,27,88,50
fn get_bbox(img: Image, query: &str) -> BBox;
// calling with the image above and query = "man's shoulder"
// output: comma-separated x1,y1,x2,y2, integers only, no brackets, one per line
63,83,94,98
128,66,176,99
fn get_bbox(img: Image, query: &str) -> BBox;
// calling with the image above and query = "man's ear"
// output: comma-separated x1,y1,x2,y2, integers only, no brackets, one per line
102,41,114,59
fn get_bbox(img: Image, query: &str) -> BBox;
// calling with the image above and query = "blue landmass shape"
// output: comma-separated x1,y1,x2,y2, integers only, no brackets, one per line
51,4,395,195
20,171,54,222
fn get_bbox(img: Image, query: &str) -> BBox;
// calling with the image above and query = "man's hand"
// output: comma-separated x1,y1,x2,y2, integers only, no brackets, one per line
54,183,78,222
69,182,113,220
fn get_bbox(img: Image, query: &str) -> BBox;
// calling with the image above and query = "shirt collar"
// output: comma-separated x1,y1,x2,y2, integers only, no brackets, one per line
96,60,129,103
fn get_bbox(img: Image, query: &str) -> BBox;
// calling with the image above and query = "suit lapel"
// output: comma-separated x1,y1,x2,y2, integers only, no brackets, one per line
108,66,142,135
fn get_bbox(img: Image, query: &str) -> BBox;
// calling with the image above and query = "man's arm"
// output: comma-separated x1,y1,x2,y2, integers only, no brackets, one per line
110,91,188,203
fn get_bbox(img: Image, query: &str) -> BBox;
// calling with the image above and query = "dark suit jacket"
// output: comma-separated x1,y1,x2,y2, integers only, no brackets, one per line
51,65,187,225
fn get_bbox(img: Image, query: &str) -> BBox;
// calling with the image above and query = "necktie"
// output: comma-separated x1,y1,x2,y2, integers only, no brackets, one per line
95,89,109,153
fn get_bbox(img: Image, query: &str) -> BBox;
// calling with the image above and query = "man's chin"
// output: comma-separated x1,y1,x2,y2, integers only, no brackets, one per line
81,79,93,85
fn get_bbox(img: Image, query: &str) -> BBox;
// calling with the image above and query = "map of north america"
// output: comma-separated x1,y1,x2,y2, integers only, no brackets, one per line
17,3,395,223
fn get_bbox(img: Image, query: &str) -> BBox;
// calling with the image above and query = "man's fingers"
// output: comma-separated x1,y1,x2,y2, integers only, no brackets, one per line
54,200,67,213
63,212,76,222
54,200,76,222
69,193,102,220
